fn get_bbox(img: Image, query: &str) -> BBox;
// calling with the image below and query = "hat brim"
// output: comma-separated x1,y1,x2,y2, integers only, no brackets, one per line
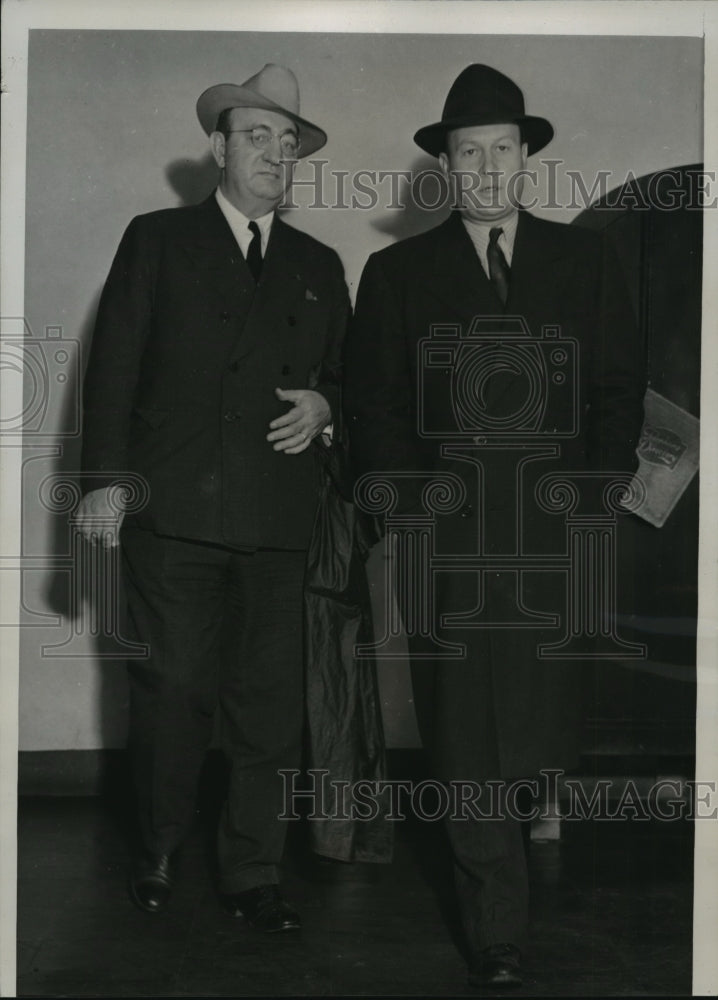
196,83,327,158
414,113,554,158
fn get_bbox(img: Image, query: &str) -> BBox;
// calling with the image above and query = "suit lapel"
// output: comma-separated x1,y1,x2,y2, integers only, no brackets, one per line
178,198,309,363
430,211,571,323
427,211,571,418
229,215,308,362
179,195,256,322
483,212,574,416
506,211,569,322
428,213,506,322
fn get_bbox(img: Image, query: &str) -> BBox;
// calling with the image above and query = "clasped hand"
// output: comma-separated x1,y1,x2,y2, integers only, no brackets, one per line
266,387,331,454
75,387,329,548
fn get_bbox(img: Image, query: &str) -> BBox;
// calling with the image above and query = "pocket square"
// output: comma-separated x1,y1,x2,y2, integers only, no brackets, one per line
305,288,318,302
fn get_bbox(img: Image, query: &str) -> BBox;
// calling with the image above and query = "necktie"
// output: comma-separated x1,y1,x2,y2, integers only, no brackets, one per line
487,227,510,305
246,220,263,283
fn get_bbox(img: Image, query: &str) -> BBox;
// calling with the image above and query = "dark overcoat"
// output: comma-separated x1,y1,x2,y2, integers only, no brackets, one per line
344,210,646,782
82,194,348,551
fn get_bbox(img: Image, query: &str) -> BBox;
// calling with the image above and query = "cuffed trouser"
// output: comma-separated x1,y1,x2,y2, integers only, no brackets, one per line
121,526,306,893
444,807,528,952
410,657,529,954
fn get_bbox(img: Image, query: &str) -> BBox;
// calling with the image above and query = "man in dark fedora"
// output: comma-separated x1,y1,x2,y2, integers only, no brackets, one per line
344,64,645,987
77,63,349,930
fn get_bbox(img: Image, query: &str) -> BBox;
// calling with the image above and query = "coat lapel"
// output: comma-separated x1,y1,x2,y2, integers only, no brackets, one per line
229,215,308,361
426,211,572,418
179,195,256,320
427,212,506,322
506,210,570,323
178,197,310,363
429,210,572,324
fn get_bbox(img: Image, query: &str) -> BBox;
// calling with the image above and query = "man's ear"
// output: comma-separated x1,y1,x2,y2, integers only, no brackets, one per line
521,142,528,169
209,131,226,170
438,151,449,178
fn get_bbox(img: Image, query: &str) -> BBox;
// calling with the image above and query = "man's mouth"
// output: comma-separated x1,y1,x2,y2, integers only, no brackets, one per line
462,187,505,206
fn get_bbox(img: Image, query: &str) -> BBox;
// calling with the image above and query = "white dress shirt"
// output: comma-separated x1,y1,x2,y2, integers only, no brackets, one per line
215,186,273,258
462,211,519,277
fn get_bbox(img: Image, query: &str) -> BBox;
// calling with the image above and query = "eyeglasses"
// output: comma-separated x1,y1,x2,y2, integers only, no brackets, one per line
226,126,300,159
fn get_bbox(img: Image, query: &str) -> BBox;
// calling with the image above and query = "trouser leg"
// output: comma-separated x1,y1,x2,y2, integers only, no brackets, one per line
445,807,528,952
410,657,528,953
121,526,227,856
217,548,306,893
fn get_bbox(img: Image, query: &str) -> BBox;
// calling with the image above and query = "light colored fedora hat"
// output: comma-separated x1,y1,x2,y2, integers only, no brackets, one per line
196,63,327,158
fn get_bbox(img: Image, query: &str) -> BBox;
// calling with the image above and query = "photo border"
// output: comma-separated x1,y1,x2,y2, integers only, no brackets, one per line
2,1,716,995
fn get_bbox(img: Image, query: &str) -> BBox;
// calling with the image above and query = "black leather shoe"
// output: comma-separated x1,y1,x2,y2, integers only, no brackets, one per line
221,884,301,932
129,853,174,914
468,943,523,989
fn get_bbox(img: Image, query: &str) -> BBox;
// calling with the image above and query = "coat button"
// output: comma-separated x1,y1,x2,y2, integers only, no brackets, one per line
228,361,238,373
473,436,487,445
287,315,296,326
459,503,474,518
224,410,240,422
220,310,230,322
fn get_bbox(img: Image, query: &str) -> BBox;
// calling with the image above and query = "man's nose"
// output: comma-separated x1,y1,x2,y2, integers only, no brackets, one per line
475,151,491,177
483,150,499,174
262,137,283,164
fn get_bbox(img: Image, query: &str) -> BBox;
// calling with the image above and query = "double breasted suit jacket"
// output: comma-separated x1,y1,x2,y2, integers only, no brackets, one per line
344,210,646,781
82,194,349,550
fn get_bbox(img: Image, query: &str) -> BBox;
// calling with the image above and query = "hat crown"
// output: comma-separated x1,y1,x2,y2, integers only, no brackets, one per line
196,65,326,155
413,62,553,158
442,64,525,124
239,63,301,115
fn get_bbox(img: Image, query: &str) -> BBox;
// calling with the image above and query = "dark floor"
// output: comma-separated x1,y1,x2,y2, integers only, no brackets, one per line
16,787,693,997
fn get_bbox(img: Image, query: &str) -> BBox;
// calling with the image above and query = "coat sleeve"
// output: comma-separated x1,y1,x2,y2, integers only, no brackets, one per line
343,251,425,508
586,232,646,475
310,248,350,434
81,215,155,489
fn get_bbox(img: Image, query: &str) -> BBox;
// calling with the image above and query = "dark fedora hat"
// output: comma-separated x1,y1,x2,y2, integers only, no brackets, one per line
414,64,554,157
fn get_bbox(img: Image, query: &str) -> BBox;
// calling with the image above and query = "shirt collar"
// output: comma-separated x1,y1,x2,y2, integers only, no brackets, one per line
215,186,274,253
462,210,519,248
461,209,520,270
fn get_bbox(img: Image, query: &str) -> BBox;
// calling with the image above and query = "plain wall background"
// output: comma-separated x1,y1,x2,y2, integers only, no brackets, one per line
20,29,702,750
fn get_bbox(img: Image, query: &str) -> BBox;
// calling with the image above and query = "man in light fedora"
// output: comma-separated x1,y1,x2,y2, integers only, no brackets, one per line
345,64,645,987
77,63,349,930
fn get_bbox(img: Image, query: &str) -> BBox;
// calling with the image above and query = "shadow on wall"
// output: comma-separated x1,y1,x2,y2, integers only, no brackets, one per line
164,150,448,246
36,286,134,753
36,153,219,755
370,155,448,244
166,152,218,206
